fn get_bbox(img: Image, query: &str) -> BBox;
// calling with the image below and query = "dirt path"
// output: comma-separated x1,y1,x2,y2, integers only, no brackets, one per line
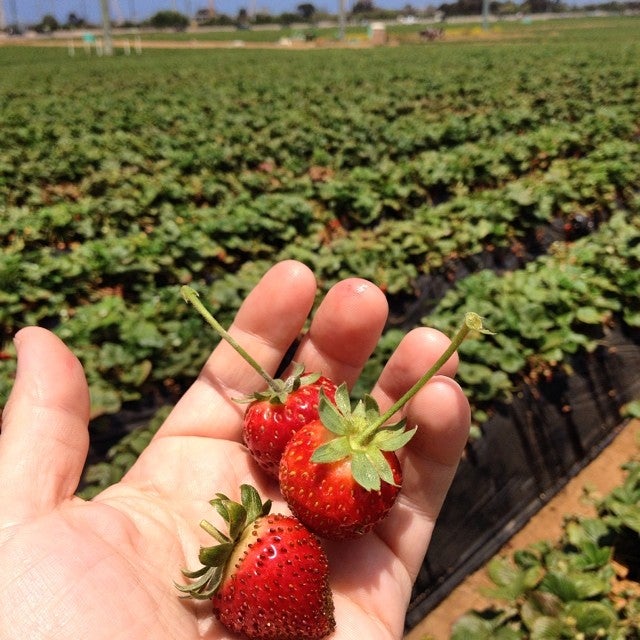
405,418,640,640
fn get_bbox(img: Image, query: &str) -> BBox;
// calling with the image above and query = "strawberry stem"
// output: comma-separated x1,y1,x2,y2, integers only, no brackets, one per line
372,312,491,430
180,285,277,389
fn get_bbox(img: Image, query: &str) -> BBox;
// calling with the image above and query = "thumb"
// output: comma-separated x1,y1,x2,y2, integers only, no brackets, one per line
0,327,90,522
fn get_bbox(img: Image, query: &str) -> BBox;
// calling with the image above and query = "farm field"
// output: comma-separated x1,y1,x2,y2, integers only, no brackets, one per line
1,15,640,630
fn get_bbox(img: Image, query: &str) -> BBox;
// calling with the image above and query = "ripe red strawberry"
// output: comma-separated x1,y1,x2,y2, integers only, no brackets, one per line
279,385,412,539
180,286,337,477
280,313,493,540
176,484,335,640
242,364,337,477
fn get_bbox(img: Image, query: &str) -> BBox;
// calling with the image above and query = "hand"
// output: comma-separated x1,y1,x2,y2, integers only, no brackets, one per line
0,260,470,640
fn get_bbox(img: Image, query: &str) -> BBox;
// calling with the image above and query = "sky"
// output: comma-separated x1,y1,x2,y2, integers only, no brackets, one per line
3,0,621,27
4,0,418,26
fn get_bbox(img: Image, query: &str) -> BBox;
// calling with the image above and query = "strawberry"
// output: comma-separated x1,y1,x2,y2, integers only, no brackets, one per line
279,385,412,539
242,363,337,477
176,484,335,640
279,313,493,540
180,286,337,477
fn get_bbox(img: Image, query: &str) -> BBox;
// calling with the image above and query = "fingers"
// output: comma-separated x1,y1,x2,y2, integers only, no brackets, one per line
293,277,389,388
371,327,470,581
158,260,318,440
158,262,390,442
371,326,459,411
0,327,90,522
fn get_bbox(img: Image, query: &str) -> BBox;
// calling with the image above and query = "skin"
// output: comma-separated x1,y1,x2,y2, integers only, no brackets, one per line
0,259,470,640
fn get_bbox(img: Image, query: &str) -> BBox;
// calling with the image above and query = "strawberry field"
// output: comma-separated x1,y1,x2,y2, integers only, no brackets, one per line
1,16,640,630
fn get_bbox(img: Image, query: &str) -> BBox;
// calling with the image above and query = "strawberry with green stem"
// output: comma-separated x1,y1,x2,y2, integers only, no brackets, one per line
279,312,492,540
180,286,337,478
176,484,335,640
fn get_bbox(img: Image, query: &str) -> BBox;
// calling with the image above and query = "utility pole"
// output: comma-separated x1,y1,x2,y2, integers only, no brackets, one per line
100,0,113,55
338,0,346,40
7,0,17,29
482,0,489,30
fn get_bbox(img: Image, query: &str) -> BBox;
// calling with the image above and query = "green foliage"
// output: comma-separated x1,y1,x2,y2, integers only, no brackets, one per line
421,210,640,424
0,22,639,425
147,10,189,29
452,457,640,640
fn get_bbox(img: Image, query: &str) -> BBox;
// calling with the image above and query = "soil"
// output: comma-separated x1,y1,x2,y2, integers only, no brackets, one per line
405,418,640,640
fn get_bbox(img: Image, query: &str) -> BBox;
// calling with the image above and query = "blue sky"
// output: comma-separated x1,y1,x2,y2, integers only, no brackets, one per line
5,0,621,26
6,0,421,25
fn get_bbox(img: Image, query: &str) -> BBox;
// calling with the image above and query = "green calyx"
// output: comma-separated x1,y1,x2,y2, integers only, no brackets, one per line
311,385,417,492
239,362,321,405
175,484,271,600
310,312,493,492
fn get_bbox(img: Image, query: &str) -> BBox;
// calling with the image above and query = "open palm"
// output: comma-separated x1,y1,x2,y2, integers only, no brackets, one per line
0,260,470,640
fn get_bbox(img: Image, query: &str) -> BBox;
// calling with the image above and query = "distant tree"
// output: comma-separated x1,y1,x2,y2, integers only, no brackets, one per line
521,0,567,11
148,10,189,30
236,7,250,28
438,0,481,16
351,0,376,13
494,0,519,14
36,14,60,32
66,12,86,28
279,12,298,25
297,3,316,21
254,12,278,24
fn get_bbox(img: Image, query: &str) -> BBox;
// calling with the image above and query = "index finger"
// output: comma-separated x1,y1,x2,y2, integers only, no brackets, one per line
157,260,317,441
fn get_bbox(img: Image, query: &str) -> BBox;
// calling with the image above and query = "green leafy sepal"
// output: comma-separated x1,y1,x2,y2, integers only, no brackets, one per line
236,362,321,405
310,384,417,492
175,484,271,600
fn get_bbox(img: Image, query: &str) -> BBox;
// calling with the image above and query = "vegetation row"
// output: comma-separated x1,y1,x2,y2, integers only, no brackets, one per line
0,19,639,483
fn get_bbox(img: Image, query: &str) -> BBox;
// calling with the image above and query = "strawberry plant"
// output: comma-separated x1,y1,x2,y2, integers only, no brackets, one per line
452,456,640,640
2,29,640,421
419,209,640,426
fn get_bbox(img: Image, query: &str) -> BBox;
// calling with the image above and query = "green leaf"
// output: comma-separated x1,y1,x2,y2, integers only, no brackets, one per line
366,448,397,486
240,483,268,523
225,501,248,541
351,450,381,491
564,601,617,634
487,556,520,588
363,393,380,417
623,309,640,327
529,615,567,640
319,389,348,435
451,609,521,640
566,517,609,548
180,565,209,580
621,399,640,419
450,613,501,640
608,502,640,533
333,383,352,416
311,437,351,464
374,424,416,452
199,542,234,567
539,572,579,603
575,306,602,324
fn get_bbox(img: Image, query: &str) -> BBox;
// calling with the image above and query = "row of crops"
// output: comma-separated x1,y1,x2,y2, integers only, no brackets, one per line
1,19,639,456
